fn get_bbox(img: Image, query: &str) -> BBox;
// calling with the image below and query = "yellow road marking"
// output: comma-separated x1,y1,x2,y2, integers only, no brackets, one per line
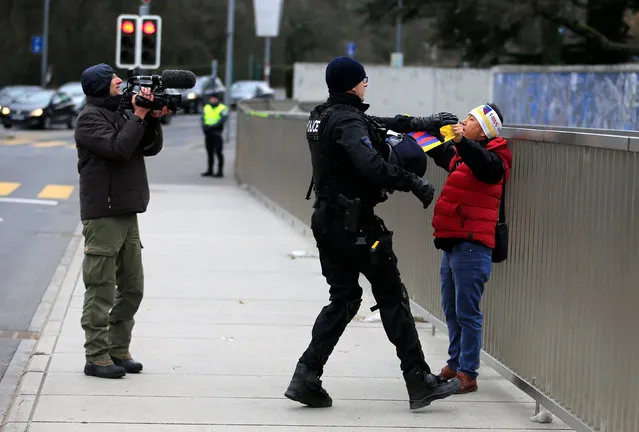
0,182,20,196
37,184,74,200
0,138,30,146
33,141,67,148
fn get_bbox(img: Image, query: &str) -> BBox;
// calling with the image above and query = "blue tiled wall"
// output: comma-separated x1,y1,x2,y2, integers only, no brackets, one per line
493,71,639,130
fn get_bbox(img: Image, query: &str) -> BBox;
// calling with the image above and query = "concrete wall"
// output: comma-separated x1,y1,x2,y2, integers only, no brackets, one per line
295,62,639,130
293,62,493,118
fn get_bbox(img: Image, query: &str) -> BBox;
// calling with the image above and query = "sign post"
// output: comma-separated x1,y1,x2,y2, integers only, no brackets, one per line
252,0,283,86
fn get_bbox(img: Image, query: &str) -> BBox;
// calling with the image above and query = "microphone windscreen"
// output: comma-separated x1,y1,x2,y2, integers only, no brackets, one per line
161,70,197,89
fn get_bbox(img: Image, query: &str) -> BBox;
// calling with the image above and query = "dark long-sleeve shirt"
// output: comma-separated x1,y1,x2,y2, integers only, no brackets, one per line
426,137,504,184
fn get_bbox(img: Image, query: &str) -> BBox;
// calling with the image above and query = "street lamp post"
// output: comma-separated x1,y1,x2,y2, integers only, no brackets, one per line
224,0,235,142
396,0,402,54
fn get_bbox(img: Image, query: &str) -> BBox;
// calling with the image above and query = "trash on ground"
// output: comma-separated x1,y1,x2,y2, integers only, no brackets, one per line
363,311,382,323
530,409,554,423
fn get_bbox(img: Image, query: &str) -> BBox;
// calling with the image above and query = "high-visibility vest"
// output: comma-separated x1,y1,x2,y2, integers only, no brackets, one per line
203,103,228,126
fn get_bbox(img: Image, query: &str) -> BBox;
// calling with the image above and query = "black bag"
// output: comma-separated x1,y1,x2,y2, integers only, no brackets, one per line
492,178,508,263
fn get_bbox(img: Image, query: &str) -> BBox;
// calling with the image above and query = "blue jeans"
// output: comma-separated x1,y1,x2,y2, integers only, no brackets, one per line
440,241,492,379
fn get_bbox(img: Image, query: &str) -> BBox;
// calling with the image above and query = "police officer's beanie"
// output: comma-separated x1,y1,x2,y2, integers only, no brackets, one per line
325,56,367,94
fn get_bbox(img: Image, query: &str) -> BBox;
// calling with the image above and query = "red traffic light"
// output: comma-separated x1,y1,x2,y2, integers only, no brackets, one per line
121,20,135,34
142,20,156,35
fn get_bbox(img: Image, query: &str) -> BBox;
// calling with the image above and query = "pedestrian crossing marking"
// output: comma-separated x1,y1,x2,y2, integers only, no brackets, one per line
37,185,74,199
0,182,20,196
33,141,68,148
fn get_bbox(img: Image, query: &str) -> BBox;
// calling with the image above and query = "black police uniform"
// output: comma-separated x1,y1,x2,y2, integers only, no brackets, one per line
285,92,462,410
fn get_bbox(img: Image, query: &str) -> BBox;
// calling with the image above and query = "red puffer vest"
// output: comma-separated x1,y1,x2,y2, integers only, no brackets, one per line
432,137,512,248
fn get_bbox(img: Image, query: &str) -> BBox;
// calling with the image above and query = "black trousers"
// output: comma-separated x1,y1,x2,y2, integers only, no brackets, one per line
299,202,430,376
205,132,224,174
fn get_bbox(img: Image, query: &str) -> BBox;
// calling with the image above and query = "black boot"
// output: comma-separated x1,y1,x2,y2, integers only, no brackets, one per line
284,362,332,408
84,360,126,379
111,356,143,373
404,367,461,410
213,169,224,178
201,171,213,177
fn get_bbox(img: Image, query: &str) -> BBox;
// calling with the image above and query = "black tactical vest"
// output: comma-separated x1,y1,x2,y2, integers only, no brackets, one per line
305,102,388,207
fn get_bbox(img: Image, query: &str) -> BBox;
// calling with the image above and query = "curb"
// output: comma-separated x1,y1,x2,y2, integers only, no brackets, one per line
0,223,83,428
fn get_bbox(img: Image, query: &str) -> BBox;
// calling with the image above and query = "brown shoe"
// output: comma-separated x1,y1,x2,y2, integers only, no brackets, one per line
456,372,478,393
439,365,457,380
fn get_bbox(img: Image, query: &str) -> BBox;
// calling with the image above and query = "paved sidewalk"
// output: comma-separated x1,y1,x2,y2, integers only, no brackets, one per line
0,181,572,431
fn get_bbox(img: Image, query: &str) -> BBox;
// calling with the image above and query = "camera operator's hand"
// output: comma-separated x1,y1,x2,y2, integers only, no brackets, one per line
150,106,169,118
132,88,153,119
409,175,436,209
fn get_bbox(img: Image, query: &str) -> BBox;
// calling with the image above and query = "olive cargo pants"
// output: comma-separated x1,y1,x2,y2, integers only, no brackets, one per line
81,215,144,363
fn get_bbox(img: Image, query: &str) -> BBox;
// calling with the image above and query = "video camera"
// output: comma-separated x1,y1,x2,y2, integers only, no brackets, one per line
121,69,197,112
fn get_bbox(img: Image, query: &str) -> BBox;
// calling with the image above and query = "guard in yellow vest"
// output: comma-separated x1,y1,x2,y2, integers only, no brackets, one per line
201,89,229,177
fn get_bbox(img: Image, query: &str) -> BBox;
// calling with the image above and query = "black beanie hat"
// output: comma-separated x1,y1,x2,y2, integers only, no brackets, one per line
325,56,366,94
81,63,115,97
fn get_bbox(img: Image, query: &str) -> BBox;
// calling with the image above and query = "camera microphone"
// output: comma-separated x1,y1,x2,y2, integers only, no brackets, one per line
160,70,197,89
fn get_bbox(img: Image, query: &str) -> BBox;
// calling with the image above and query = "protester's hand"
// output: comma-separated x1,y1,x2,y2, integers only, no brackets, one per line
410,176,435,209
132,87,153,118
452,123,464,143
150,106,168,118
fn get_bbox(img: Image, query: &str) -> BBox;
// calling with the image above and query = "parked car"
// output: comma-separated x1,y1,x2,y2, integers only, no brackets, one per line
2,89,76,129
179,75,226,114
57,81,86,112
228,80,274,108
0,85,42,125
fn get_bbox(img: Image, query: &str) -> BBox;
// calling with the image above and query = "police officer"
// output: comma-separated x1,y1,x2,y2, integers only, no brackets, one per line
284,56,462,410
201,88,229,177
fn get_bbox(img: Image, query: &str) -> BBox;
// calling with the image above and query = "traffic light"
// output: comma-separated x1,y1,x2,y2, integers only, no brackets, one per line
116,14,139,69
140,16,162,69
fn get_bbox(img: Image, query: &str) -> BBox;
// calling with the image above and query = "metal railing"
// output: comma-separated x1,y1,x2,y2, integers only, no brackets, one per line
234,100,639,432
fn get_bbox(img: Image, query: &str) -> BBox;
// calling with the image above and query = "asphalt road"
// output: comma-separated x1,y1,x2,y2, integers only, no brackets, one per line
0,112,234,382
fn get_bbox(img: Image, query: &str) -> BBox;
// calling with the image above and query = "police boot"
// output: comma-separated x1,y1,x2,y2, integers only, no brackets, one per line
84,359,126,379
403,367,461,410
284,362,332,408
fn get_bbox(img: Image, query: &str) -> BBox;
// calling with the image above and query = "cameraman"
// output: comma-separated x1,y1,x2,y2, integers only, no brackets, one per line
74,63,165,379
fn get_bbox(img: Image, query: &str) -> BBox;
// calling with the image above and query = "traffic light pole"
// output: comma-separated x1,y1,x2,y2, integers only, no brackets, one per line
41,0,50,87
139,1,149,74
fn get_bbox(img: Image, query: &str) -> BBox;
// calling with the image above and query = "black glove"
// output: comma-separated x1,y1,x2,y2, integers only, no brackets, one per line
409,175,435,209
410,112,458,131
